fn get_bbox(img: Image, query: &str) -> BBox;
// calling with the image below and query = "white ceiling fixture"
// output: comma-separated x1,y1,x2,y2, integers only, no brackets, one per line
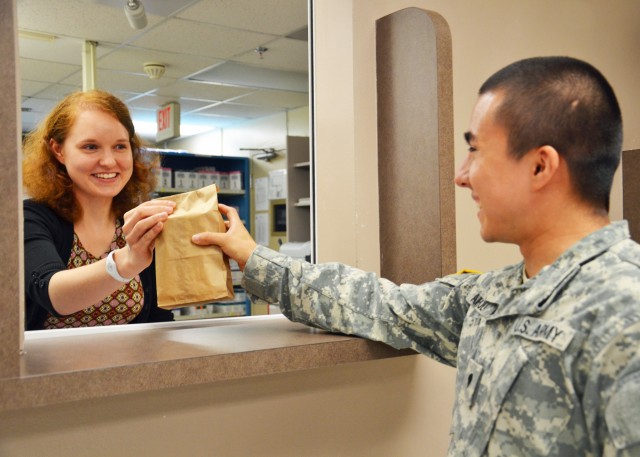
254,46,268,59
143,62,166,79
124,0,147,29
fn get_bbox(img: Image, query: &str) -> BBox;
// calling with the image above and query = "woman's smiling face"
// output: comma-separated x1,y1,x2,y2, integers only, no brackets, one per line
50,108,134,207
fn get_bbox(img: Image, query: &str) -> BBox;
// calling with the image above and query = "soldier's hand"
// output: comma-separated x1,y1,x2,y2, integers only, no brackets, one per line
191,204,257,271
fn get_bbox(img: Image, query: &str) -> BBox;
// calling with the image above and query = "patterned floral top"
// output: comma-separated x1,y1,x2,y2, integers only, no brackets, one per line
43,220,144,329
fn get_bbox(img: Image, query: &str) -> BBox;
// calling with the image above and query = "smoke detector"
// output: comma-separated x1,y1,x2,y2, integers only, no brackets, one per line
143,62,166,79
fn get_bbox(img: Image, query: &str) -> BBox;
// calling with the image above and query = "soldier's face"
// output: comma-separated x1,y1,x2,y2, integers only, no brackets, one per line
455,92,534,244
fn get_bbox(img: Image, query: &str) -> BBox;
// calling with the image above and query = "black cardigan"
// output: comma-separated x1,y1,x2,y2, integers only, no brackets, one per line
23,199,173,330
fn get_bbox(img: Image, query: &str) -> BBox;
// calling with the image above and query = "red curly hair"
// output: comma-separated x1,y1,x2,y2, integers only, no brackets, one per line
22,90,158,222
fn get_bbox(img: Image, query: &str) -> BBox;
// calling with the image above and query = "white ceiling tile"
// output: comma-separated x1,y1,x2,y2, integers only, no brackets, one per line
60,69,178,94
233,89,309,109
233,37,309,73
90,0,196,17
18,36,111,67
132,18,273,59
197,102,284,119
154,80,253,102
178,0,307,35
20,80,52,98
17,0,309,136
21,97,59,113
17,0,161,44
189,61,307,92
27,84,81,102
97,46,222,80
125,94,218,114
20,58,80,83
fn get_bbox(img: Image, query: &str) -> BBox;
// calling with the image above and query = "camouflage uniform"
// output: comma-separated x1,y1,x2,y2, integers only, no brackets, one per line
242,221,640,456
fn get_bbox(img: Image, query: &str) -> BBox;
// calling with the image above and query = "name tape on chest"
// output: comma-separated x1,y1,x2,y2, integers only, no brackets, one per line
511,316,575,351
469,294,498,316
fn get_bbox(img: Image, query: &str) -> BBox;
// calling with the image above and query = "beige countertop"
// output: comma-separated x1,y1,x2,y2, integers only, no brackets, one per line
0,315,414,411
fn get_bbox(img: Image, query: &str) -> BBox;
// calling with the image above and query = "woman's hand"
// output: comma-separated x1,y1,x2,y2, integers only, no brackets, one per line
48,199,176,316
118,199,176,277
191,203,257,271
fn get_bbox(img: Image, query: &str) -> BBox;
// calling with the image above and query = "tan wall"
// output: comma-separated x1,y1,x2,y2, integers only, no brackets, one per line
1,356,454,457
4,1,640,456
315,0,640,274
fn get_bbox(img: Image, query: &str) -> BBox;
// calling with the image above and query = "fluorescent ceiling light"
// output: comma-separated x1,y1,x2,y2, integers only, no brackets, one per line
19,30,57,42
188,62,308,93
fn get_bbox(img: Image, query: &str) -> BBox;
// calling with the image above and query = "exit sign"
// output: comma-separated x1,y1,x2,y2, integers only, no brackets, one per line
156,102,180,142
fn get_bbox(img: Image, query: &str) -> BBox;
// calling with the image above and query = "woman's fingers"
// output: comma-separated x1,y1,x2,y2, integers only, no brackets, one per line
125,211,169,246
123,200,175,235
120,216,167,275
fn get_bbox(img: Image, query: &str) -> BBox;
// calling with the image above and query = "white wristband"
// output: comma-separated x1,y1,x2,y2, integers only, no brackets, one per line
106,250,133,283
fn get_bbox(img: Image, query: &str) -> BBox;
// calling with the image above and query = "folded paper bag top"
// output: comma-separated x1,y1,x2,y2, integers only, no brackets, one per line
154,184,234,309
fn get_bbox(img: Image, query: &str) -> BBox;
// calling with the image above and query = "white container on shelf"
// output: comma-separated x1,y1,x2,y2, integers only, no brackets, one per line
218,172,230,190
159,167,172,189
173,170,189,190
209,171,220,187
229,170,242,190
186,172,199,189
197,170,215,188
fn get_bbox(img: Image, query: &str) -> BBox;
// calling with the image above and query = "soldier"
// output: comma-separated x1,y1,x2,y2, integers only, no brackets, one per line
191,57,640,456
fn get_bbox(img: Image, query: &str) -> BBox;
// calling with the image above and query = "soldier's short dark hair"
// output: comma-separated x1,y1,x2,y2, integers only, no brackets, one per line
480,56,623,212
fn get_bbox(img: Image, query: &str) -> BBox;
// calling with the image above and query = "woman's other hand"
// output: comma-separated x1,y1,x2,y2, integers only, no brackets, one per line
118,199,176,276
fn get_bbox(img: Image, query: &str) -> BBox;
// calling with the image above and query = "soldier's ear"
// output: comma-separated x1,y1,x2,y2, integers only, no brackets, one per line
530,145,560,190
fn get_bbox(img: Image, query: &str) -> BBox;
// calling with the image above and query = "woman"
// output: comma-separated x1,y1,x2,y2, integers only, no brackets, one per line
23,89,175,330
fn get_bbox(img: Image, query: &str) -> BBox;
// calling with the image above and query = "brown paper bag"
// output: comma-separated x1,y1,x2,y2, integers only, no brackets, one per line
155,184,234,309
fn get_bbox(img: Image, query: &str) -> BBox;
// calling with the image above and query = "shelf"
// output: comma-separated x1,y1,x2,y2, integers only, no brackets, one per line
147,151,251,235
147,151,252,317
286,136,311,243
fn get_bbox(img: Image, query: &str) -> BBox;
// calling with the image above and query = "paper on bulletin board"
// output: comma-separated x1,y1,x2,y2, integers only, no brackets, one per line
254,177,269,211
268,169,287,199
255,213,269,246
